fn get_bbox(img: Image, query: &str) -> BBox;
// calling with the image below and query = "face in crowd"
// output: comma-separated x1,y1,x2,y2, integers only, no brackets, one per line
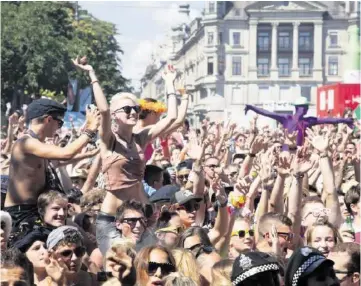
43,199,68,228
117,209,147,243
176,199,200,227
53,242,86,274
308,225,336,258
204,157,220,181
26,240,49,271
176,169,190,187
229,219,255,258
111,96,140,127
302,201,330,228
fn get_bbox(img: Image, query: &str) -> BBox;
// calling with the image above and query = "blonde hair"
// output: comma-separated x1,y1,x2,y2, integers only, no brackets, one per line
164,272,198,286
305,219,343,246
110,92,138,112
171,248,200,285
211,259,233,286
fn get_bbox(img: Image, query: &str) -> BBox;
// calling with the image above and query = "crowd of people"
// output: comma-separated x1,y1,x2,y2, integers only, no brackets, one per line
0,57,360,286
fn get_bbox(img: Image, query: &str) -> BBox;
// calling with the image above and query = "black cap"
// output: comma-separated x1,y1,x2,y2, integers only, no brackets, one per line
150,185,180,203
285,247,334,286
232,251,280,285
170,189,202,205
11,227,50,253
26,98,66,122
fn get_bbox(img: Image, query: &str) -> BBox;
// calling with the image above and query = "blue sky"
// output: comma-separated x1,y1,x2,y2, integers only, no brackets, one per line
81,1,205,90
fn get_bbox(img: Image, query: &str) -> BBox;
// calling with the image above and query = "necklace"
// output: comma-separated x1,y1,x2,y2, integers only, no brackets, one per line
26,129,40,140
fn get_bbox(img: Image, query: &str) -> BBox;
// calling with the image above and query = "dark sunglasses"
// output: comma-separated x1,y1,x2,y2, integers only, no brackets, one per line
206,164,219,169
52,116,64,128
148,261,175,276
178,201,200,213
235,230,255,238
60,246,86,258
115,105,141,115
177,175,189,181
277,232,294,241
187,243,213,259
121,217,147,228
229,172,238,177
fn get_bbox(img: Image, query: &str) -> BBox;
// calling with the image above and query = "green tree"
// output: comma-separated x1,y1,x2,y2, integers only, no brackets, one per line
1,1,131,109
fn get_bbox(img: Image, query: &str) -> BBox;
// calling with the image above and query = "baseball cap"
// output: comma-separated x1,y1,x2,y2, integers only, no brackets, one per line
149,185,180,203
26,98,66,123
171,189,202,205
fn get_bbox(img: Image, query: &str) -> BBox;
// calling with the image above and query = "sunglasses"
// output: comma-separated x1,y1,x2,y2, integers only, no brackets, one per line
277,232,294,241
206,164,219,169
231,229,255,238
177,175,189,181
177,201,200,213
187,243,213,259
52,116,64,128
228,171,238,177
148,261,175,276
114,105,141,115
121,217,147,228
59,246,86,259
304,208,331,219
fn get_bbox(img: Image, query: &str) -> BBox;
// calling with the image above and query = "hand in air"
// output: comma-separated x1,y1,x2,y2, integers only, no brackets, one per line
72,56,94,73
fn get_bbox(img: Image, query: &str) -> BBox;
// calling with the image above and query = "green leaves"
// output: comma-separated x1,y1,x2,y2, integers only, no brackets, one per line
1,1,132,107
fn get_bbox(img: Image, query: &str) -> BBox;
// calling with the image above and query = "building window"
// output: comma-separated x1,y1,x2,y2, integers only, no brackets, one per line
279,86,291,102
232,56,242,75
232,87,242,104
329,32,338,47
233,32,240,45
209,2,215,13
299,31,311,50
258,32,270,51
278,31,290,49
208,32,214,45
299,58,311,76
234,8,241,16
207,57,214,75
278,58,290,76
218,32,223,44
328,56,338,75
257,58,269,76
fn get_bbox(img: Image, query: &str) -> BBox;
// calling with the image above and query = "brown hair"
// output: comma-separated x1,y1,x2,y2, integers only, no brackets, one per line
305,220,343,246
258,212,292,237
37,191,68,219
80,188,106,211
332,242,360,274
171,248,200,285
134,245,176,286
211,259,233,286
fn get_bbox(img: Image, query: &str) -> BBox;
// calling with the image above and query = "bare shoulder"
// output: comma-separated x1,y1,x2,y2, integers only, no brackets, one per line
134,126,152,147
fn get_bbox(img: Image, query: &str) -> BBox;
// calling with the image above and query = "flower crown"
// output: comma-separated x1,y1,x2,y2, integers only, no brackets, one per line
138,99,167,113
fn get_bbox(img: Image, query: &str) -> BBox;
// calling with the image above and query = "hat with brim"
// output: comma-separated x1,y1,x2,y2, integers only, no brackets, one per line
292,96,310,106
150,185,180,203
70,169,88,179
171,189,202,205
26,98,66,123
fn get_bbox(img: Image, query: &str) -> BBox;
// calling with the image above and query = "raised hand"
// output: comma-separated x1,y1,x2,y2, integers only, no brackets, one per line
284,129,298,148
211,178,227,205
277,151,292,177
249,136,265,155
106,244,135,280
162,64,177,87
45,252,68,284
305,128,331,153
84,108,100,132
270,224,282,257
72,56,94,73
291,146,314,174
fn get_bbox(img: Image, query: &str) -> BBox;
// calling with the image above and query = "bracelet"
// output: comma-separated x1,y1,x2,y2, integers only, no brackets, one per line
293,173,304,179
264,185,273,192
228,192,246,209
83,129,96,140
167,93,177,98
289,146,297,151
91,80,99,85
320,153,328,159
216,199,228,208
249,153,256,158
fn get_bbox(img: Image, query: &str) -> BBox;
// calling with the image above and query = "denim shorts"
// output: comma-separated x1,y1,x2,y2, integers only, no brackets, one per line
96,212,121,256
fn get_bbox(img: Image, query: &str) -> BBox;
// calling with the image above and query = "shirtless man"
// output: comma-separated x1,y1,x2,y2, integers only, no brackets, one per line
4,98,100,229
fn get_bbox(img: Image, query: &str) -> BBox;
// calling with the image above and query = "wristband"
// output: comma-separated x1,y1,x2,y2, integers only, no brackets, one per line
249,153,256,158
289,146,297,151
320,153,328,159
293,173,304,179
228,192,246,209
91,80,99,85
83,129,96,140
216,199,228,208
264,185,273,192
167,93,177,98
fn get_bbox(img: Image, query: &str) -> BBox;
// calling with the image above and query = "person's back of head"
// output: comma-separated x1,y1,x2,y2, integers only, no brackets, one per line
144,165,164,189
1,247,34,286
171,248,200,285
211,259,233,286
164,272,198,286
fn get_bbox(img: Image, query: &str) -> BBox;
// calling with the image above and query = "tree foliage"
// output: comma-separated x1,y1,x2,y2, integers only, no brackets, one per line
1,1,132,108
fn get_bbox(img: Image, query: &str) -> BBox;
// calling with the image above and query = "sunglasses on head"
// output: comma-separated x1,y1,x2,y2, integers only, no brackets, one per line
148,261,175,276
114,105,141,115
178,201,200,213
59,246,86,259
121,217,147,228
231,229,255,238
52,116,64,128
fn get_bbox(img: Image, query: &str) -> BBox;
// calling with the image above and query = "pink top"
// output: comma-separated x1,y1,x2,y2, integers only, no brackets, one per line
144,143,154,161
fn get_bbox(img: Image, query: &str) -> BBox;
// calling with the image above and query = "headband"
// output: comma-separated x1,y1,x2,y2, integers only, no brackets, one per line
138,99,167,114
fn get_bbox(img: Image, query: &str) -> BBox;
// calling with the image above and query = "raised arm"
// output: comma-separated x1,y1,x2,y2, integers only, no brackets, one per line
245,104,286,123
141,66,178,143
21,109,100,160
307,116,354,128
306,128,342,227
72,57,112,144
